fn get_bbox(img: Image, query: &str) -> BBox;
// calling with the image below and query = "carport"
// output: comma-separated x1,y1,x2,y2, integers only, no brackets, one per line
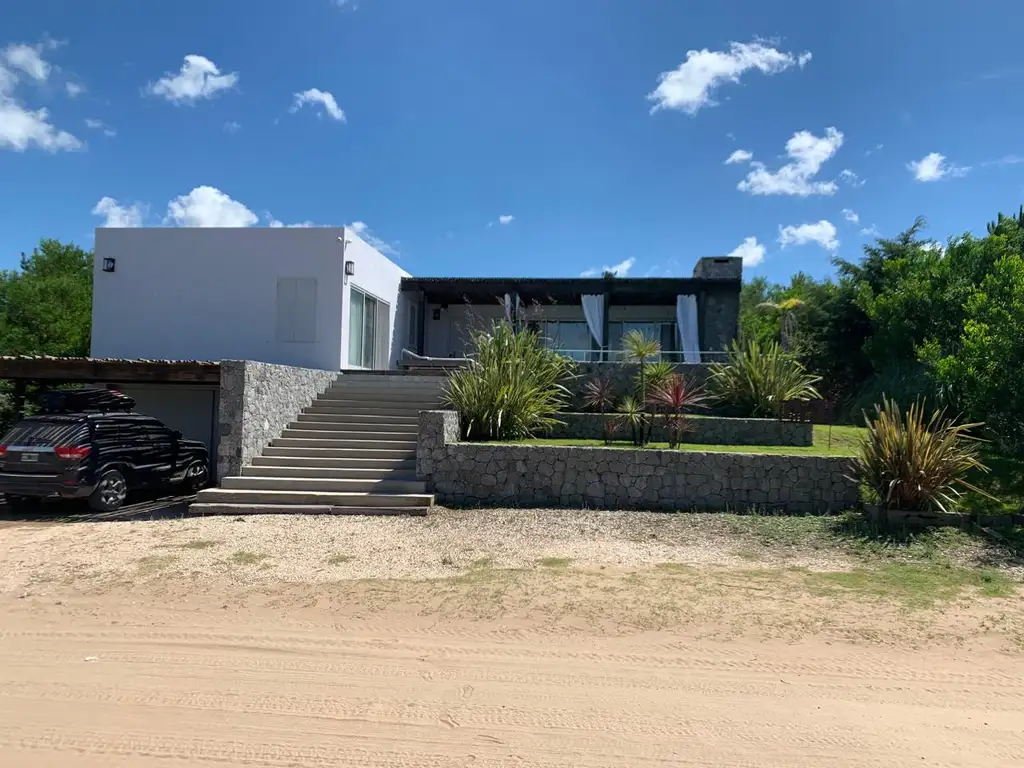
0,357,222,473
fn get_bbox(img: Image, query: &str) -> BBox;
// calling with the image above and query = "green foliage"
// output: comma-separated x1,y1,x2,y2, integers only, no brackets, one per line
648,374,706,448
613,395,645,447
442,321,574,441
707,339,822,418
0,240,93,357
856,398,995,513
636,359,675,398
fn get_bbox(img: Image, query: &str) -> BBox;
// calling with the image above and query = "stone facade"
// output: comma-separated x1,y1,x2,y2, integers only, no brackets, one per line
547,413,813,446
418,410,858,513
217,360,338,480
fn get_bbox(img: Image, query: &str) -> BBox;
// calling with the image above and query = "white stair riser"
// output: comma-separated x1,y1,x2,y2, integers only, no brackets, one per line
251,455,415,470
196,488,433,507
223,476,427,494
281,427,418,439
289,420,418,433
273,436,416,449
188,503,429,517
296,412,419,424
261,446,414,459
241,465,416,480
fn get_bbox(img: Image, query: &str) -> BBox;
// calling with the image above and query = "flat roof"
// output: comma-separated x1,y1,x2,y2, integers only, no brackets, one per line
0,357,221,384
400,276,738,305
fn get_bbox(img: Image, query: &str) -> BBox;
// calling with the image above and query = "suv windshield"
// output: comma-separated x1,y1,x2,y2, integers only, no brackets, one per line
1,418,89,448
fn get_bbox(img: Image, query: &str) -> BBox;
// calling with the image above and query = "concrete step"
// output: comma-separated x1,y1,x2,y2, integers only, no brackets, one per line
296,412,419,425
196,488,434,507
304,403,434,417
222,475,427,494
188,503,429,517
252,455,415,470
289,419,418,433
319,388,443,402
262,445,415,460
241,465,417,481
279,428,418,441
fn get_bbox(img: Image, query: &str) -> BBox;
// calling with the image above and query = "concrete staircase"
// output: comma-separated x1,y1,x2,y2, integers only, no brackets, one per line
191,375,446,516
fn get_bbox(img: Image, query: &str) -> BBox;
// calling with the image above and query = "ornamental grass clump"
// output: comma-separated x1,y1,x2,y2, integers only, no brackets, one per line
442,321,574,441
857,397,996,512
707,339,821,418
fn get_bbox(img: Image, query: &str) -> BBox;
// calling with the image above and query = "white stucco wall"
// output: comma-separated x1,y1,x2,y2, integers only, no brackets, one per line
93,227,408,371
339,231,411,369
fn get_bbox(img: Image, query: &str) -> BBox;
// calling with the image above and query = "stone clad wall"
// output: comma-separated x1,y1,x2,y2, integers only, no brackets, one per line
417,411,859,513
548,413,812,446
217,360,337,480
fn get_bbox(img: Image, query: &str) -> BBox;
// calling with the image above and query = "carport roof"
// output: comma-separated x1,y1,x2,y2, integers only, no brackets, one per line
0,357,221,384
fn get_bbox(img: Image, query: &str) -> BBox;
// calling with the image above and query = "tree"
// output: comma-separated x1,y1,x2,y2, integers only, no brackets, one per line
0,240,93,357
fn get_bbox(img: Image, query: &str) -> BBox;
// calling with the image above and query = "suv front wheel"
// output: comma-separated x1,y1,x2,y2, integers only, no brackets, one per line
90,469,128,512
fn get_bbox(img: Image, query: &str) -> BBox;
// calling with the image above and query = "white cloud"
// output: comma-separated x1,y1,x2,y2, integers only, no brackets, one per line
727,236,766,267
580,257,636,278
267,215,317,228
290,88,345,121
165,186,258,227
647,41,811,115
498,214,514,225
724,149,752,165
2,42,52,82
778,220,838,251
65,82,84,97
92,197,145,228
146,55,238,105
0,98,82,152
838,169,864,187
984,154,1024,167
841,208,859,224
222,120,241,133
908,152,970,182
859,225,881,238
84,118,116,137
737,126,843,196
347,221,399,256
865,143,883,156
0,65,16,95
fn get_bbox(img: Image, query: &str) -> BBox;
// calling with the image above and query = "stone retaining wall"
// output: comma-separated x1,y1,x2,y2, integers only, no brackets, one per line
548,413,812,446
217,361,337,480
418,410,858,513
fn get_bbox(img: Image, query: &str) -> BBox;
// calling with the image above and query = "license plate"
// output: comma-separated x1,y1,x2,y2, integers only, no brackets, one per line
20,453,38,463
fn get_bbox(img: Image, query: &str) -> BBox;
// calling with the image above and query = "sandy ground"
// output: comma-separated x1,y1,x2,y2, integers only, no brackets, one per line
2,509,1024,766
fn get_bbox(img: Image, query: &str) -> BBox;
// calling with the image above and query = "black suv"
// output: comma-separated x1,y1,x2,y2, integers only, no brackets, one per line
0,389,210,512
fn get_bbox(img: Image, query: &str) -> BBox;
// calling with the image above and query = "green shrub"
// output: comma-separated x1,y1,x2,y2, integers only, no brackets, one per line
648,374,707,448
707,339,821,418
443,321,574,441
856,397,996,512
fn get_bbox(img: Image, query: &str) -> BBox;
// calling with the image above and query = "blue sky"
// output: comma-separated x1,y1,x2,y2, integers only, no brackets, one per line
2,0,1023,283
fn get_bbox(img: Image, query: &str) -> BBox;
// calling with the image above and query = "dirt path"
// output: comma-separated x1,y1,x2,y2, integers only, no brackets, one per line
1,584,1022,767
2,512,1023,766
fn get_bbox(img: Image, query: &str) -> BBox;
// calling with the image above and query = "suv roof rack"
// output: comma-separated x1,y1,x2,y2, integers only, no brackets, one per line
37,388,136,414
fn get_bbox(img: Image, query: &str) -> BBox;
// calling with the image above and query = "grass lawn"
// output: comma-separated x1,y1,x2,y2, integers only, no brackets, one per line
504,424,865,457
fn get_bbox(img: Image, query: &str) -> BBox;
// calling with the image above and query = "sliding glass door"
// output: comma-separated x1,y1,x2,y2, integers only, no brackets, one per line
348,287,389,368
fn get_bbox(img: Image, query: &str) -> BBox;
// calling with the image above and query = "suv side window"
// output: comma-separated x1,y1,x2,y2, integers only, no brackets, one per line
92,419,121,450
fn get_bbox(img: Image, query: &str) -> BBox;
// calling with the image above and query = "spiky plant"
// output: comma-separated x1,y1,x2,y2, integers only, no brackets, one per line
648,374,707,449
443,321,575,441
621,330,660,445
615,395,645,447
707,339,821,418
583,375,617,414
857,397,997,512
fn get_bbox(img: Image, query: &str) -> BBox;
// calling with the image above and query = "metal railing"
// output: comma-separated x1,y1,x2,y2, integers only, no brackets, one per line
549,349,729,364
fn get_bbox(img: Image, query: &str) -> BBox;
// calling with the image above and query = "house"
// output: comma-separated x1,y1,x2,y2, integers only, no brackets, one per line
78,228,740,476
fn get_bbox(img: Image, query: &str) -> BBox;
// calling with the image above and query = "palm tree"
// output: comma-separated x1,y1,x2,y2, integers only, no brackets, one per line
621,330,660,445
755,297,804,352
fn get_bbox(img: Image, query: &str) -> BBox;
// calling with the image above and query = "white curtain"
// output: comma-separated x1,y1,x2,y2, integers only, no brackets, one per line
503,293,513,324
581,294,604,347
676,294,701,363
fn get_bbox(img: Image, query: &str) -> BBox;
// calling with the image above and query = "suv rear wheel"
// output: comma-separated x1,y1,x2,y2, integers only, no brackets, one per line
89,469,128,512
183,461,209,493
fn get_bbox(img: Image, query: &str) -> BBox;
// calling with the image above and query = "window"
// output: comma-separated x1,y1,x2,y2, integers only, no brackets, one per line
407,300,420,353
610,322,679,361
540,321,594,361
276,278,318,343
348,286,390,368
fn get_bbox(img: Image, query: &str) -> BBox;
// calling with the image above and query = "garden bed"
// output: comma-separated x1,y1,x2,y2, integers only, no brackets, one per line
545,412,814,446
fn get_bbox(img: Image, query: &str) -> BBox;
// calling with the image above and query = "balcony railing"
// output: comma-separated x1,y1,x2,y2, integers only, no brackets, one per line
547,349,729,363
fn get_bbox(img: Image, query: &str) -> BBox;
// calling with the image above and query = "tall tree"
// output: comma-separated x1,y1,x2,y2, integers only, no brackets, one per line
0,239,94,357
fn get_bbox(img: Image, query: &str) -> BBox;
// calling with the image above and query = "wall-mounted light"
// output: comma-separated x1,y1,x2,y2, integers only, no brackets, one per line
102,257,116,273
432,308,441,321
344,260,355,277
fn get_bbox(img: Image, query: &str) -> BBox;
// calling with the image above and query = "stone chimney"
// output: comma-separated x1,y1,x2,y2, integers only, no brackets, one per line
692,256,742,280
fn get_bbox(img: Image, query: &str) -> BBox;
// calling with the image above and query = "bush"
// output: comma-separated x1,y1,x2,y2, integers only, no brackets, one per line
442,321,574,441
707,339,821,418
856,397,995,512
648,374,707,448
